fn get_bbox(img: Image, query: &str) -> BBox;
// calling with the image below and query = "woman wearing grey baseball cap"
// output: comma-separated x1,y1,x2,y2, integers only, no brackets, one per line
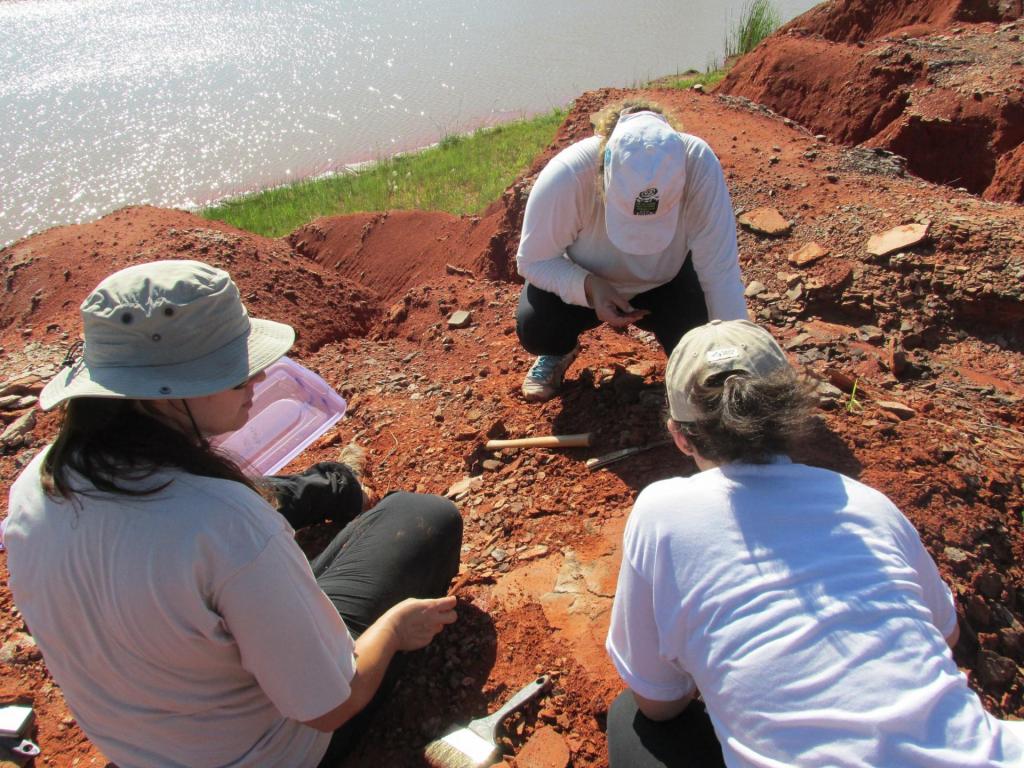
515,100,748,403
603,319,1024,767
5,260,462,767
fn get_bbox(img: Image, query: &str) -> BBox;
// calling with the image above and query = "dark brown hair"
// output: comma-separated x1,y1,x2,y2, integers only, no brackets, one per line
670,368,817,464
42,397,256,500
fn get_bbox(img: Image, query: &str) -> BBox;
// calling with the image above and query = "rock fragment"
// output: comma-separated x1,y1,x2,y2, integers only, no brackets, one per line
866,222,929,257
744,281,767,298
445,476,481,500
513,726,570,768
738,207,792,236
448,310,472,329
944,547,970,564
788,242,828,267
1,411,36,448
977,650,1018,689
857,325,885,345
876,400,916,420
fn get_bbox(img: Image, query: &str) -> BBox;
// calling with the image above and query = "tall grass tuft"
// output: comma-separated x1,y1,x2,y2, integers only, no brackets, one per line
726,0,781,59
201,108,565,238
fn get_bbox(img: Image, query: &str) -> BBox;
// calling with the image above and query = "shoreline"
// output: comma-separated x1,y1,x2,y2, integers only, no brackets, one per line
192,105,559,214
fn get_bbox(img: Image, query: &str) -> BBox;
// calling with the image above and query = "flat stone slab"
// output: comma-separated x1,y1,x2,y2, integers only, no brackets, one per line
866,222,930,257
876,399,916,420
738,207,792,236
447,309,472,328
788,241,828,266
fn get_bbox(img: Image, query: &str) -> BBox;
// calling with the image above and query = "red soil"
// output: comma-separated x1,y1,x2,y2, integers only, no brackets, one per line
2,4,1024,766
717,0,1024,202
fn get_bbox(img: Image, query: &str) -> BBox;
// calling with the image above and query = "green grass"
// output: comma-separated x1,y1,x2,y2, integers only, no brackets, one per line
651,69,729,91
201,108,566,238
726,0,781,59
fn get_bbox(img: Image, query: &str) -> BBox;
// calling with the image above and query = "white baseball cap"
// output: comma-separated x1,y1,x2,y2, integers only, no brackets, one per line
666,320,790,422
604,111,686,255
40,260,295,409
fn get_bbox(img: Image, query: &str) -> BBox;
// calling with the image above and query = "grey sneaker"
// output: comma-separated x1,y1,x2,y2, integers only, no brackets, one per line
522,347,579,402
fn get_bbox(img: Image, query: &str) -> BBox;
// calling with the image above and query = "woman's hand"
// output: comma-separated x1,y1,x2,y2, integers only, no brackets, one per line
382,595,458,651
584,275,650,328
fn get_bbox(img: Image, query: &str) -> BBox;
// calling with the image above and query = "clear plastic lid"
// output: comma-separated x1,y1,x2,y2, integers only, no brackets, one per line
211,357,347,476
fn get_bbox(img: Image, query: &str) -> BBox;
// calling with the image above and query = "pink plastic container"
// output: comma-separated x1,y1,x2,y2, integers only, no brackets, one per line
211,357,347,476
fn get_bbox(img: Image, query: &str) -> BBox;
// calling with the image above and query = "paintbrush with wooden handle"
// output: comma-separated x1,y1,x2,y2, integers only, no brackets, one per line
424,675,550,767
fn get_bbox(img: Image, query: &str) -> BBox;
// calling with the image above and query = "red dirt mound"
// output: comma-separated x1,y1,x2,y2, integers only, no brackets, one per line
0,206,380,356
718,4,1024,202
290,210,504,305
791,0,1020,43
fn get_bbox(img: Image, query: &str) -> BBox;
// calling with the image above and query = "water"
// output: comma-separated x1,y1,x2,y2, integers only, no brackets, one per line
0,0,819,246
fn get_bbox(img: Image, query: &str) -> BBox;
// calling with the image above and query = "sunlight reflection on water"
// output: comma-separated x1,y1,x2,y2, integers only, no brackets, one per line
0,0,818,245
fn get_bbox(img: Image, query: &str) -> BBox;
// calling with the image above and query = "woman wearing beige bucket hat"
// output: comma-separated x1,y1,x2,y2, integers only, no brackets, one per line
515,100,748,403
603,319,1024,767
5,260,463,767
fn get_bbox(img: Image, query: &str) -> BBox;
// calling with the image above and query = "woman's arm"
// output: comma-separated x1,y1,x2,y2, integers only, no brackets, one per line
683,141,748,321
302,596,457,732
516,150,594,307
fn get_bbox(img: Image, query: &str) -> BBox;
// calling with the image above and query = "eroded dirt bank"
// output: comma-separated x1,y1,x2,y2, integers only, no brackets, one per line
717,0,1024,202
2,10,1024,768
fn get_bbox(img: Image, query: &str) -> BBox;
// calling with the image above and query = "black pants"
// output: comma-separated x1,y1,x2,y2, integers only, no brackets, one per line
516,255,709,357
606,691,726,768
266,464,463,766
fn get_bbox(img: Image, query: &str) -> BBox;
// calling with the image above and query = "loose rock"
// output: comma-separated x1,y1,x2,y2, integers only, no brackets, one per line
875,400,916,420
448,310,472,329
1,410,36,448
513,726,571,768
788,242,828,267
866,222,929,257
744,280,767,298
738,207,792,236
977,650,1018,689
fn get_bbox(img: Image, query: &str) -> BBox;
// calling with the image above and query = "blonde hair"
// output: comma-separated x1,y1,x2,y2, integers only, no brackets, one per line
592,100,682,197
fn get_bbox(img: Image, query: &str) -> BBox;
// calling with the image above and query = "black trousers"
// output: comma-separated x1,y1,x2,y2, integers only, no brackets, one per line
265,464,463,766
607,691,726,768
516,255,709,357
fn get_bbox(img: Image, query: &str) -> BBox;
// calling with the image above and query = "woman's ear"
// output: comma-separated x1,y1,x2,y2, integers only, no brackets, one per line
666,419,696,457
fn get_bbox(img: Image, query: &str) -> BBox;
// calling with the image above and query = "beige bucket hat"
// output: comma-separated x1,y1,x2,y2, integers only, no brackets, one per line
40,260,294,410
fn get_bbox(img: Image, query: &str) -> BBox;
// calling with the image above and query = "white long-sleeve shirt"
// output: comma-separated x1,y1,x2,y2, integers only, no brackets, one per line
516,134,748,320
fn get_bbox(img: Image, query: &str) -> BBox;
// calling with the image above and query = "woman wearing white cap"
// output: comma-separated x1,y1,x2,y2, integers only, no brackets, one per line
604,319,1024,767
516,100,747,402
4,260,462,767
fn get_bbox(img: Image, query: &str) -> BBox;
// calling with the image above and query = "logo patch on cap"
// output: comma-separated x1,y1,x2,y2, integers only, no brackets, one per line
706,347,740,364
633,187,660,216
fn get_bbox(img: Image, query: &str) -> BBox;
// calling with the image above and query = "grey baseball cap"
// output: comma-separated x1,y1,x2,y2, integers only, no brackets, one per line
666,319,790,422
40,260,295,410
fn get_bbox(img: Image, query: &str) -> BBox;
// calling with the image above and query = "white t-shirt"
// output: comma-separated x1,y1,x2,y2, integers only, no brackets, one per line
516,134,748,320
607,458,1024,767
6,449,357,768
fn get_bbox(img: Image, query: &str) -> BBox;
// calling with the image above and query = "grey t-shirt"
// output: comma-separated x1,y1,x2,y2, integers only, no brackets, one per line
6,449,356,768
